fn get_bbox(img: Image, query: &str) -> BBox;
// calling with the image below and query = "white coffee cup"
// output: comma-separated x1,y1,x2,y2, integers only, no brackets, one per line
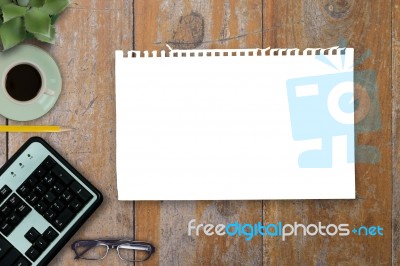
3,61,56,105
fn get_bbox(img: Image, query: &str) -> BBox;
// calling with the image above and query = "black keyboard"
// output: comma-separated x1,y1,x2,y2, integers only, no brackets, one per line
0,137,103,265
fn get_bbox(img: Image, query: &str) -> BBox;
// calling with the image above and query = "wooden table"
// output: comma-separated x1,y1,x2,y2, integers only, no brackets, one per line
1,0,397,265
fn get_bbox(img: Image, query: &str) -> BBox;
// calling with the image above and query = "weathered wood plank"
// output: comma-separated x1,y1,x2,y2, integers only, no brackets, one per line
7,1,134,265
0,119,6,255
393,1,400,265
134,0,263,265
0,120,6,167
263,0,392,265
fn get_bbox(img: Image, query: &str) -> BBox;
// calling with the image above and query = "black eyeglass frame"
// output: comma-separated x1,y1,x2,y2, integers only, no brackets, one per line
71,239,155,262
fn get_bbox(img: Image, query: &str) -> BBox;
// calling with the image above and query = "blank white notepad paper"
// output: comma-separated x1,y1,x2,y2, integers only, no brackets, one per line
115,47,355,200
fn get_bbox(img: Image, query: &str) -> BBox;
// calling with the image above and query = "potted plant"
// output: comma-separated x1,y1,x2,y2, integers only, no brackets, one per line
0,0,69,50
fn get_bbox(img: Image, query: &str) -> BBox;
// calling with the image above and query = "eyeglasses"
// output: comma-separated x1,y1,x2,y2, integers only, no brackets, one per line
71,239,155,262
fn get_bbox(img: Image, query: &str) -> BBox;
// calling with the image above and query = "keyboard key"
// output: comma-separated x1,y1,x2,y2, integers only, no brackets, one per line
35,166,47,178
24,227,40,243
43,175,56,186
0,204,12,217
35,201,48,214
0,222,13,236
9,212,22,226
52,182,65,195
0,248,21,265
7,194,21,207
44,209,56,222
44,191,56,203
52,200,65,213
70,199,83,213
0,185,11,202
70,182,92,203
16,202,31,217
13,256,31,266
25,246,40,262
35,183,48,195
61,190,73,203
53,208,74,231
0,236,12,259
51,165,74,185
26,192,39,205
17,183,31,197
42,156,55,169
43,227,58,242
26,175,38,187
34,237,48,251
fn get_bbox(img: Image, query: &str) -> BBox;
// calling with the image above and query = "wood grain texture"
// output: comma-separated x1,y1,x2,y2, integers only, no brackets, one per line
0,0,395,265
263,0,392,265
134,0,263,265
0,119,6,167
393,1,400,265
7,0,134,265
0,118,5,247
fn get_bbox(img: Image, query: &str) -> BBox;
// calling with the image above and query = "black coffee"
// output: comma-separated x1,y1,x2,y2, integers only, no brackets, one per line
5,64,42,102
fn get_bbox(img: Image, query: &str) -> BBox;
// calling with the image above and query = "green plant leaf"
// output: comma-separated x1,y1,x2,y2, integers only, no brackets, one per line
29,0,44,7
2,3,26,22
0,0,11,8
0,17,26,50
16,0,29,6
25,7,50,36
34,25,54,43
42,0,68,15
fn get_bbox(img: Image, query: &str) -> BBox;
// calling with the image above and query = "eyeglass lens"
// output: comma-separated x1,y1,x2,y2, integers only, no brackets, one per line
74,241,108,260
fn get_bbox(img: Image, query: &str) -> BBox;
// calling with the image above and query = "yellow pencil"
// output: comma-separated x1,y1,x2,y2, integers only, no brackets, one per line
0,126,72,133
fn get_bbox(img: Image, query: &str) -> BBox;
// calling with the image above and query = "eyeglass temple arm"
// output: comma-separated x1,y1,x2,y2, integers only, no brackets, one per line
119,243,153,251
